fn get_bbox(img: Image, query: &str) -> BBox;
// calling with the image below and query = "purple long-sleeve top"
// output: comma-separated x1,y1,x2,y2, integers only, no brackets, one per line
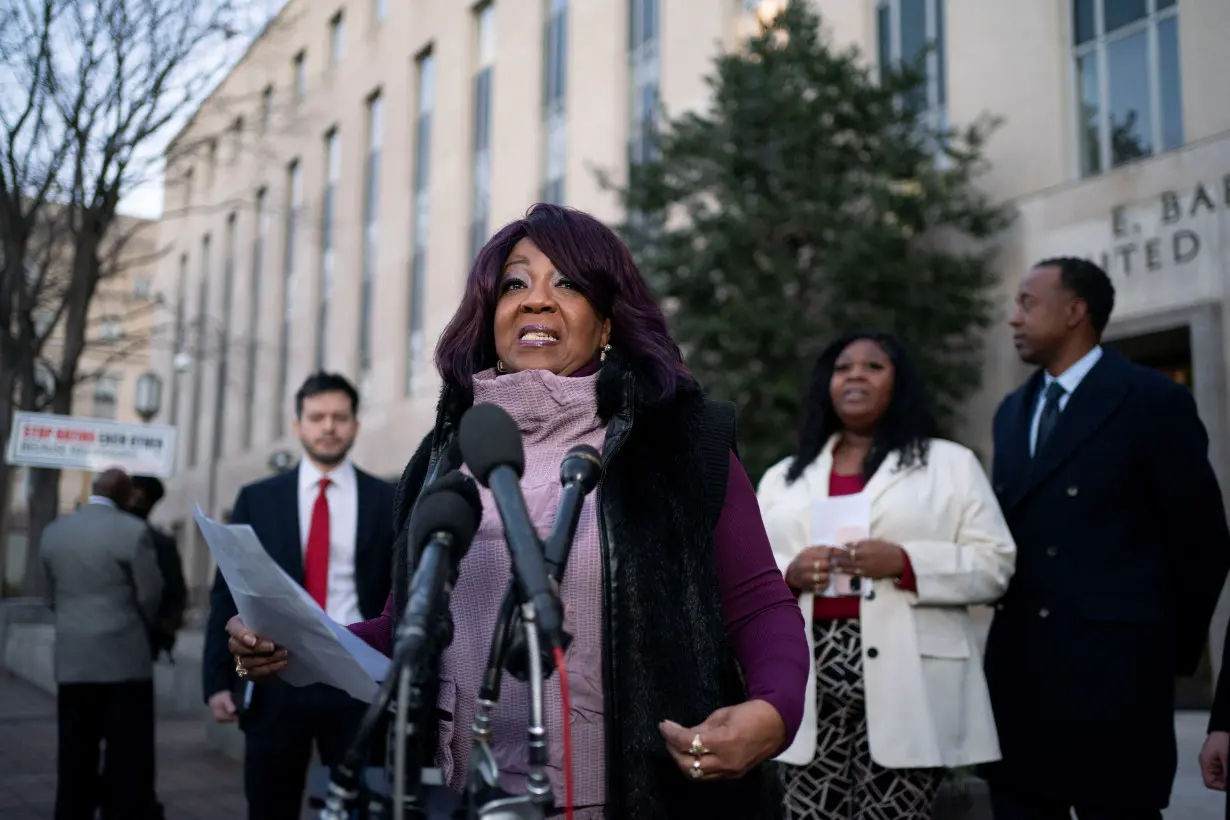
349,450,809,750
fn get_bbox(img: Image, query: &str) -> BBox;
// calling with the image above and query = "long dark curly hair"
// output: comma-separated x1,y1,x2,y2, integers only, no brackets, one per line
785,330,938,484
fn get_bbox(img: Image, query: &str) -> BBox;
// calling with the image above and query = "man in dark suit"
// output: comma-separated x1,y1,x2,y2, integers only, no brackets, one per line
203,372,395,820
984,256,1230,820
42,468,164,820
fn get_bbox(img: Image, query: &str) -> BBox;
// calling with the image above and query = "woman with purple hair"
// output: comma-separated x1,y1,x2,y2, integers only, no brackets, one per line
228,203,808,819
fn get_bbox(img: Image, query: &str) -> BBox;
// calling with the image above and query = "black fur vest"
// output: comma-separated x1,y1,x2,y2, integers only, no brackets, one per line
389,353,783,820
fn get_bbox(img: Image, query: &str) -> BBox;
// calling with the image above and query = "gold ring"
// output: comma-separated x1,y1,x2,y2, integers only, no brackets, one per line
235,656,248,678
688,733,709,756
690,758,703,779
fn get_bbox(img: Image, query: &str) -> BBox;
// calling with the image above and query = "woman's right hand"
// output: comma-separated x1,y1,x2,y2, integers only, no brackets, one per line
785,546,835,593
227,615,289,681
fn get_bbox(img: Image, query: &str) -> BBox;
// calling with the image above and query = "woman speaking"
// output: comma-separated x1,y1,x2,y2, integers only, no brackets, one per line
226,204,808,819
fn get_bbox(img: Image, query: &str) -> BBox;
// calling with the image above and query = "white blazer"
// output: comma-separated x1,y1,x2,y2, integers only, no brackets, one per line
757,435,1016,770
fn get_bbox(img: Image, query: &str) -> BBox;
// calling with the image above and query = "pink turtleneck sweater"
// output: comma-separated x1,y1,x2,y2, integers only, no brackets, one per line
348,366,807,811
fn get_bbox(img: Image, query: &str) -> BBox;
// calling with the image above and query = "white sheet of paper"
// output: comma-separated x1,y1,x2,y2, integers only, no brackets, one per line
810,493,873,599
193,506,390,702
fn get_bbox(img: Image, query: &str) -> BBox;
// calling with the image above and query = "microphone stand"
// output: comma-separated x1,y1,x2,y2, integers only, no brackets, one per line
317,566,459,820
463,583,557,820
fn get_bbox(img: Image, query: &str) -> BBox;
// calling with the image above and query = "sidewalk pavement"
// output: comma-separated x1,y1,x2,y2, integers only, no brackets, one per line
0,670,316,819
0,668,1225,819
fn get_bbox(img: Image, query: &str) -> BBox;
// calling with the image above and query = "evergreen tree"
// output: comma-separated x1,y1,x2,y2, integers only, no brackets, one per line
603,3,1015,481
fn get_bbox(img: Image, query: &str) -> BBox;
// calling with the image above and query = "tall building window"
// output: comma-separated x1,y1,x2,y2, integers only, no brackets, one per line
217,213,237,456
92,376,118,420
318,128,340,371
876,0,947,131
261,85,274,132
1072,0,1181,177
542,0,567,204
244,188,268,450
293,51,306,101
469,3,496,261
170,253,188,425
188,234,210,468
329,12,345,66
229,116,244,162
628,0,659,168
408,50,435,395
358,92,382,383
276,160,302,437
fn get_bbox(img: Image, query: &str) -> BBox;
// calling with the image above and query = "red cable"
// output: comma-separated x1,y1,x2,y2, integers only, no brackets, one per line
553,645,575,820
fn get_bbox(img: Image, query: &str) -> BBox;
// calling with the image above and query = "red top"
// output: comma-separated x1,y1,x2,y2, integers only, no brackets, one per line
811,471,917,620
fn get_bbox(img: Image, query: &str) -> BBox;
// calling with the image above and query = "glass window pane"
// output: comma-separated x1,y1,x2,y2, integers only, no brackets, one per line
1104,0,1147,34
1157,15,1183,151
1072,0,1095,45
934,0,946,105
900,0,927,67
1107,30,1153,166
1076,52,1102,176
876,3,891,79
1157,0,1175,8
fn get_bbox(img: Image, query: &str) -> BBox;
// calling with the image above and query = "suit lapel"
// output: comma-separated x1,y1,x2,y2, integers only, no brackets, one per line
1009,351,1130,507
354,470,377,569
276,471,305,583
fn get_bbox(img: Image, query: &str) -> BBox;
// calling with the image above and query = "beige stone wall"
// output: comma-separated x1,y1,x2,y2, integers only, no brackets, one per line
151,0,1230,594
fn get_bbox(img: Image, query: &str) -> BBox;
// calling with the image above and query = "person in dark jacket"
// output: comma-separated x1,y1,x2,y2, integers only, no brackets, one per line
128,476,187,662
984,256,1230,819
225,203,810,820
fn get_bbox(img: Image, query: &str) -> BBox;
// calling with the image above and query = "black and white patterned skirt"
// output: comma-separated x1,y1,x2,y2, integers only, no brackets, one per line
780,618,943,820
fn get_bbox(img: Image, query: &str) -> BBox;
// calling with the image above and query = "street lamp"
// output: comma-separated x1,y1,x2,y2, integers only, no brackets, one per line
133,371,164,423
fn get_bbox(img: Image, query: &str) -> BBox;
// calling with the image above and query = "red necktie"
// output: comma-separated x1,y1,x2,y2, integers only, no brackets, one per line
304,476,331,609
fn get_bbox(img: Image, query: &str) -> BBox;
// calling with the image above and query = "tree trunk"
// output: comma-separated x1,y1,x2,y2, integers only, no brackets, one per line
0,368,15,596
20,467,61,597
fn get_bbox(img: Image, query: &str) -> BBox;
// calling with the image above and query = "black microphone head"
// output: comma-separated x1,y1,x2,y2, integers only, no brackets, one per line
458,402,525,485
408,470,483,564
560,444,602,492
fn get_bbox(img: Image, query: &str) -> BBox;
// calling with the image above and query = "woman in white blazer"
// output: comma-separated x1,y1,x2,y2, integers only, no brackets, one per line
757,331,1016,820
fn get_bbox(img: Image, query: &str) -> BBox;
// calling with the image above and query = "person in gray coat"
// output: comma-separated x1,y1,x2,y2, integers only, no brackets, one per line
41,467,163,820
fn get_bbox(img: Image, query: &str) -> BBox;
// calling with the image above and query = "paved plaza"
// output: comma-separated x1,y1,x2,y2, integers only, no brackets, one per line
0,669,1223,819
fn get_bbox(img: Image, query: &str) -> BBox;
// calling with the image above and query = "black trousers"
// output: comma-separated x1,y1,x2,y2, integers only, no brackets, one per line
55,679,157,820
242,682,373,820
989,783,1163,820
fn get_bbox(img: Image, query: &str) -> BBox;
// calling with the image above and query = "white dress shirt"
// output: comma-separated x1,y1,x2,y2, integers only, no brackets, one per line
297,457,362,626
1029,345,1103,456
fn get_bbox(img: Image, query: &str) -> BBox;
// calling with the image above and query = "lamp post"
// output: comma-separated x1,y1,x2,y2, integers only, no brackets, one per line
133,371,164,423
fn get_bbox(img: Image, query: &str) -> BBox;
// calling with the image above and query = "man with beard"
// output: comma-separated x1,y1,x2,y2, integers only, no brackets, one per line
202,372,395,820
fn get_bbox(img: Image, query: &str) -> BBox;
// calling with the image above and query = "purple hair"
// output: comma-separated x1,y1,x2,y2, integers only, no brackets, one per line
435,203,694,404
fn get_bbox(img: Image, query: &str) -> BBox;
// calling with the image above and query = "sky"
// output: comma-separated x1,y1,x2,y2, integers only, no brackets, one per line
116,0,288,221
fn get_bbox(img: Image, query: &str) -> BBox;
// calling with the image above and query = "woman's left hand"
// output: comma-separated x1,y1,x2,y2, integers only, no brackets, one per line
659,700,785,781
831,538,907,580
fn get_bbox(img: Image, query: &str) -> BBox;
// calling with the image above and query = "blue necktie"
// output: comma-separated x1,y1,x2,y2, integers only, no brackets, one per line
1034,381,1066,456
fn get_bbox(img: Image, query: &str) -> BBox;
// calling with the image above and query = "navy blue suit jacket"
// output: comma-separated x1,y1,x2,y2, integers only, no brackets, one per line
202,466,395,720
983,346,1230,808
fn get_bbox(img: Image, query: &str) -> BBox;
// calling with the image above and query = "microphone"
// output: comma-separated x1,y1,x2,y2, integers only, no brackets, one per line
395,470,483,663
501,443,600,684
544,444,602,582
322,471,481,820
458,403,566,651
